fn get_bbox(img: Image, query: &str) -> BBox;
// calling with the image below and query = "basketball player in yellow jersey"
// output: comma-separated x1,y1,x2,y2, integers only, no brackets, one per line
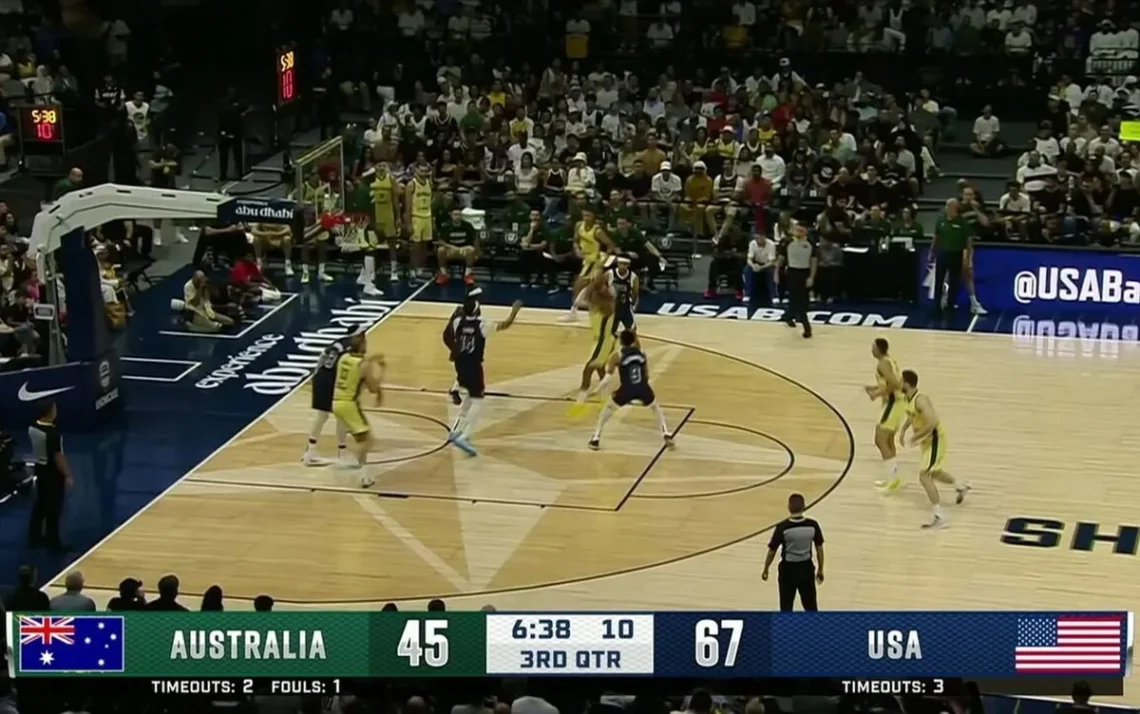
561,208,615,323
571,269,617,412
369,162,402,285
404,165,434,284
863,337,904,491
330,333,386,488
898,369,970,529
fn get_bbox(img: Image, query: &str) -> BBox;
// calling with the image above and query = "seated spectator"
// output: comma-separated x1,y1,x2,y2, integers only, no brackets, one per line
739,163,774,235
681,161,714,239
893,207,925,241
516,153,542,197
251,222,294,276
5,565,50,611
971,105,1005,157
201,584,225,611
519,210,549,289
145,573,189,611
49,571,97,611
707,161,742,236
610,215,667,292
96,245,131,328
705,222,746,300
1016,151,1058,200
231,248,282,304
179,270,235,333
0,289,38,359
998,182,1033,240
743,231,777,304
435,207,480,286
815,235,845,303
650,160,682,228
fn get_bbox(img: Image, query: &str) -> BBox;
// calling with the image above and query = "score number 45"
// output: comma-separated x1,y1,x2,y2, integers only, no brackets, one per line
695,619,743,668
398,620,450,668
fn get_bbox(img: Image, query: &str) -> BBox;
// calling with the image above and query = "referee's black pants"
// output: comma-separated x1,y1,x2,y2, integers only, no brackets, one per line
778,560,819,611
783,267,812,336
933,249,964,314
29,467,65,547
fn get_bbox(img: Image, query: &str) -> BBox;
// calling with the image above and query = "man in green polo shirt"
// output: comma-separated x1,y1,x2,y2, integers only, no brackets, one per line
611,216,667,292
602,190,635,232
498,190,532,245
929,198,977,317
544,219,579,294
52,168,84,201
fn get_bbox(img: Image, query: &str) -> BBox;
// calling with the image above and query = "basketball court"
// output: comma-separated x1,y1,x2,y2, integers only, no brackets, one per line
44,295,1140,700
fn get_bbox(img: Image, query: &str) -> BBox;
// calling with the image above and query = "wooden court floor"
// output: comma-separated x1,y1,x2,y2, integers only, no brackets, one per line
50,301,1140,698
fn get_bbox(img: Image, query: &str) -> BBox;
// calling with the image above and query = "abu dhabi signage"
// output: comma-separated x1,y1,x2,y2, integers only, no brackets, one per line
918,245,1140,312
216,197,297,225
193,298,399,397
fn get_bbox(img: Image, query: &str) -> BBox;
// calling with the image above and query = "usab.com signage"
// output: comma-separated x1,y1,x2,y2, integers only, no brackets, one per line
217,197,297,225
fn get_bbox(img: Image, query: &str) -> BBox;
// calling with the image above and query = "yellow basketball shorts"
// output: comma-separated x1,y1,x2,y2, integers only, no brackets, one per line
411,215,433,243
587,311,616,368
878,395,906,432
920,432,946,473
332,399,370,436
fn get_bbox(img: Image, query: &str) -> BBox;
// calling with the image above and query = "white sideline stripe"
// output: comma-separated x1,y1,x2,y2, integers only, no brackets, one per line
121,357,198,365
43,282,431,590
121,360,201,384
158,293,298,339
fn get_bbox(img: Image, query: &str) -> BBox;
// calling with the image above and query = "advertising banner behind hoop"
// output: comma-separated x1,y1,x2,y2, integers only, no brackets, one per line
917,245,1140,312
217,197,297,225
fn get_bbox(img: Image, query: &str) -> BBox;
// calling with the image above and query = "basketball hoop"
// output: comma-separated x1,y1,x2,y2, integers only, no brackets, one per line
339,212,371,252
319,211,347,232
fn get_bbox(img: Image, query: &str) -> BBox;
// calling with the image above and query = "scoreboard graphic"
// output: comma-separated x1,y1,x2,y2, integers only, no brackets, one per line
8,611,1132,697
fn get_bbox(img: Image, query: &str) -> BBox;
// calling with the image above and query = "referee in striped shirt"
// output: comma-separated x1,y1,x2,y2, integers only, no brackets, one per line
775,223,817,339
28,401,72,550
762,493,824,611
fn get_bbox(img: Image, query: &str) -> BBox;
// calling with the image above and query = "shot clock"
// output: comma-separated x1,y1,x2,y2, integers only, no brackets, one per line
16,102,70,174
276,44,298,108
20,105,64,144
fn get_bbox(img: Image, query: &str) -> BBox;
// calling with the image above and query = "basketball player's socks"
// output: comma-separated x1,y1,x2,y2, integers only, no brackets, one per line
451,400,473,436
359,255,375,284
575,389,589,404
390,259,399,279
568,289,587,317
319,263,332,281
460,399,485,439
591,402,617,440
284,257,294,276
651,403,669,435
335,422,349,460
308,412,330,443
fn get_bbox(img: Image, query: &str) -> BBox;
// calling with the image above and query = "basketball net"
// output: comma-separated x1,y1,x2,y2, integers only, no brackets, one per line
337,212,370,252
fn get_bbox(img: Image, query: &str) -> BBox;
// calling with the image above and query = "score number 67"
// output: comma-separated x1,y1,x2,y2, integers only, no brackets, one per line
695,619,743,668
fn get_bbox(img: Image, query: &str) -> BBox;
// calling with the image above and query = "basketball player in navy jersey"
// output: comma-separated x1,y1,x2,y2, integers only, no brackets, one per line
302,328,365,465
607,256,639,335
448,296,524,456
442,286,483,406
589,330,673,450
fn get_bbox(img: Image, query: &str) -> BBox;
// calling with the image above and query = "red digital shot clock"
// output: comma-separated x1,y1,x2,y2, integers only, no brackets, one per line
277,47,296,106
24,106,62,142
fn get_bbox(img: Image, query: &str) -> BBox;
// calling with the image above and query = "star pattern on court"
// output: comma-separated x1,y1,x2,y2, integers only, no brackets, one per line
191,343,848,594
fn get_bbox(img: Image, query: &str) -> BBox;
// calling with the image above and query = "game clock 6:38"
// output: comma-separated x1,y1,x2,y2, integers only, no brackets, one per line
23,106,62,143
276,46,297,107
